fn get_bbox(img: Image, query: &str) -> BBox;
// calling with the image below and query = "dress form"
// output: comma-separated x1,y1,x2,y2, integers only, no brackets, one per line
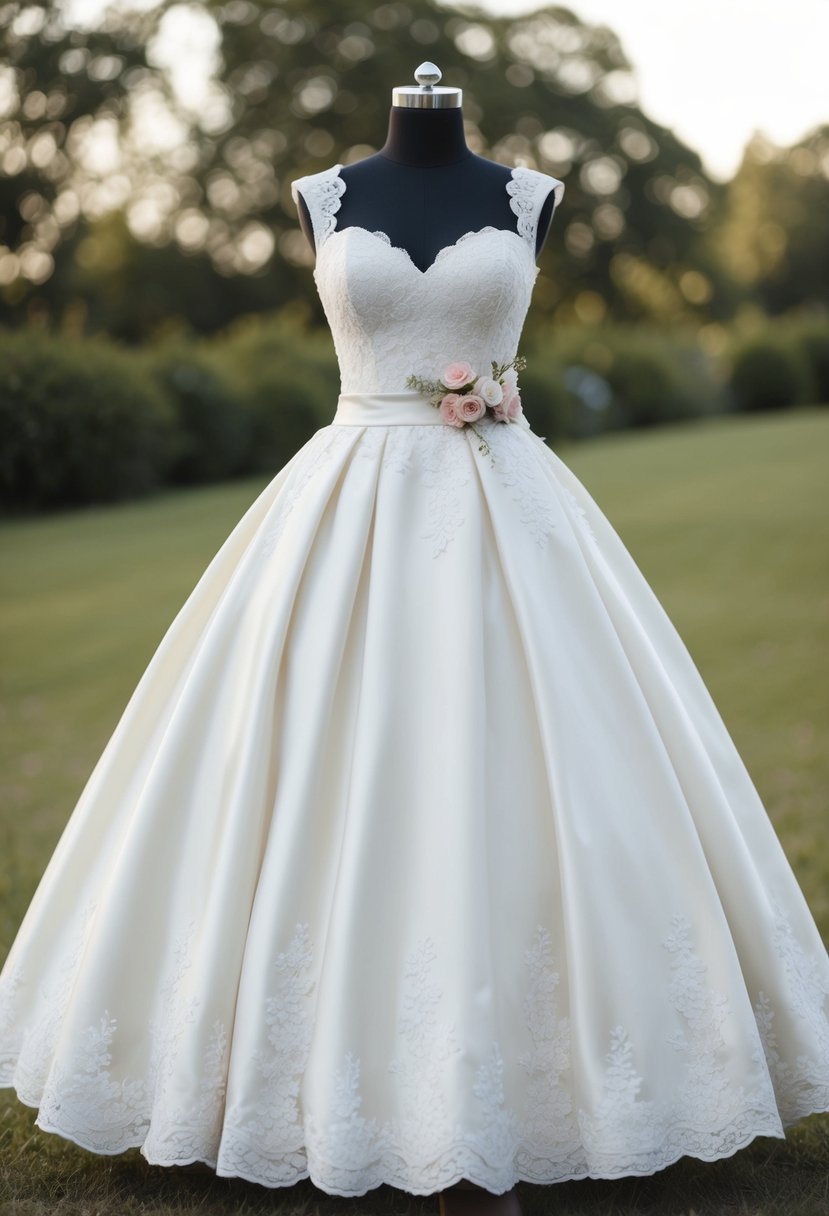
295,65,558,273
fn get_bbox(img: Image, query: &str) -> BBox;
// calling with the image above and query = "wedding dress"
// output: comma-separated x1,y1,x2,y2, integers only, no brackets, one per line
1,162,828,1199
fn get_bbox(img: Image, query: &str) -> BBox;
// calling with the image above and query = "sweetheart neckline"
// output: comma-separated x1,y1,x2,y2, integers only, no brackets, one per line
315,223,535,279
313,162,537,279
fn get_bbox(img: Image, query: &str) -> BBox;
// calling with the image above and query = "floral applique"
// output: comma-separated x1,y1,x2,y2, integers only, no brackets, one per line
560,487,597,542
260,430,353,558
3,901,828,1194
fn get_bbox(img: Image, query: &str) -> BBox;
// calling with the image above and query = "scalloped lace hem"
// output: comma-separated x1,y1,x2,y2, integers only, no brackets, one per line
3,902,828,1195
5,1084,826,1197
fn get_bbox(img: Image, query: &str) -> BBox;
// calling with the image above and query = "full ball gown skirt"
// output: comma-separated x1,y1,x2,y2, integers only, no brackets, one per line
1,162,828,1198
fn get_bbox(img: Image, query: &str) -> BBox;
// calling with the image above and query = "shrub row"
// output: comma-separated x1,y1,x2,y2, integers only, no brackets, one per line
0,314,339,513
1,307,826,513
519,307,829,444
727,313,829,413
0,330,178,512
520,325,726,443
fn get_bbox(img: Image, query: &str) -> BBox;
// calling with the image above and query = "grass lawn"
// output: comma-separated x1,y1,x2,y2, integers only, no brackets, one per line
1,406,828,1215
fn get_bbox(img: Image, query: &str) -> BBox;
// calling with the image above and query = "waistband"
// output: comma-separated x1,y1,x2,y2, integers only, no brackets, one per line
332,391,449,426
331,390,532,431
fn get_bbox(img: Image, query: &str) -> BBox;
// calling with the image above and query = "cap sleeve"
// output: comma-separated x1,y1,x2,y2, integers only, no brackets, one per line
507,166,565,247
290,164,345,249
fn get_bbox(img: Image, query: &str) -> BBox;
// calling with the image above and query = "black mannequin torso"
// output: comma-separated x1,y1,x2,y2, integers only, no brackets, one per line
295,106,558,274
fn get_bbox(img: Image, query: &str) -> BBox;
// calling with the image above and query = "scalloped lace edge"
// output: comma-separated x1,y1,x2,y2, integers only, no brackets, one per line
506,166,565,244
0,1093,816,1198
2,901,828,1196
291,162,346,247
293,163,564,257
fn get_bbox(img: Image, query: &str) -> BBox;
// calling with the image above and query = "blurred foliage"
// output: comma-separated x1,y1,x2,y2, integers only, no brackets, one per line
2,0,826,342
0,327,179,509
151,339,254,483
0,310,343,513
205,309,341,471
720,309,829,414
2,306,827,514
727,331,815,415
0,0,172,308
789,313,829,404
713,129,829,318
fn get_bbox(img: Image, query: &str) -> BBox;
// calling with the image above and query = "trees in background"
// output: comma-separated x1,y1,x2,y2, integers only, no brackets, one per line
1,1,827,341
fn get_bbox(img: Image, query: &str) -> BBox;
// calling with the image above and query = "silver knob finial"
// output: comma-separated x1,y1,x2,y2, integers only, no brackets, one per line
414,62,442,89
392,62,461,108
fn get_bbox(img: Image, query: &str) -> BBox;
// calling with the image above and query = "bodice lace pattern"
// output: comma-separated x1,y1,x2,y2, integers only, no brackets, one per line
290,162,564,396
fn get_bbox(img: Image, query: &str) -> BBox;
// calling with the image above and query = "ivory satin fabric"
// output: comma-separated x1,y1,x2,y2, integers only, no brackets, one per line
1,163,827,1197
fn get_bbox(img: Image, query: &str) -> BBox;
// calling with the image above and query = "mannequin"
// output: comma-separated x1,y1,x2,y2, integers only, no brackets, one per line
295,62,558,274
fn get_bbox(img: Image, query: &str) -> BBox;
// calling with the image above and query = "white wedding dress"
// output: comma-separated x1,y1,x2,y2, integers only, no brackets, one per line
1,162,828,1198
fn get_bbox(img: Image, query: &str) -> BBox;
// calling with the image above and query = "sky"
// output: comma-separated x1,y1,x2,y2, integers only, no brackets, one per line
64,0,829,182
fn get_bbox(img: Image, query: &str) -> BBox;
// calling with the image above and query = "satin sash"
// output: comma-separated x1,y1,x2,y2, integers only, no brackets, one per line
331,391,530,429
332,392,446,426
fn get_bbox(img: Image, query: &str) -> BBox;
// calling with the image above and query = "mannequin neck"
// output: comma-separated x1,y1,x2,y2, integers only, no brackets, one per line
378,105,471,167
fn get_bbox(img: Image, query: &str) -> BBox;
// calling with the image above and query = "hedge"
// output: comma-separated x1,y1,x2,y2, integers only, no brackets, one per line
1,307,826,514
0,330,179,512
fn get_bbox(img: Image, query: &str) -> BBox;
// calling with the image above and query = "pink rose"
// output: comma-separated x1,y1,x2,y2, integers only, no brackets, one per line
456,393,486,422
442,360,476,391
439,392,465,427
506,389,522,420
493,387,522,423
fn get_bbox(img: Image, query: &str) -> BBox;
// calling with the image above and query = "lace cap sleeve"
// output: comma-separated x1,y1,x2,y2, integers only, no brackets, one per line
506,167,565,249
290,164,346,250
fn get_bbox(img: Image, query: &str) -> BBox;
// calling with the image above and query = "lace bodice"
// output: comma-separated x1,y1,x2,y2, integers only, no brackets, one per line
290,162,564,394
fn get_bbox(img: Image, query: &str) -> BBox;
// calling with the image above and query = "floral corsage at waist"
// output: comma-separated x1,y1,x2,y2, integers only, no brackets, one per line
405,354,526,461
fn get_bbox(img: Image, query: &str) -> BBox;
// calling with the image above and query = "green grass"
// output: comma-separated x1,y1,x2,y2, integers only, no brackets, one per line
1,406,828,1215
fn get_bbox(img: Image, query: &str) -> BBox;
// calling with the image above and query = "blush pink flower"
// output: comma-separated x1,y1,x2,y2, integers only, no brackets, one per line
505,388,522,419
493,387,523,423
456,393,486,422
442,360,476,391
439,392,465,427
